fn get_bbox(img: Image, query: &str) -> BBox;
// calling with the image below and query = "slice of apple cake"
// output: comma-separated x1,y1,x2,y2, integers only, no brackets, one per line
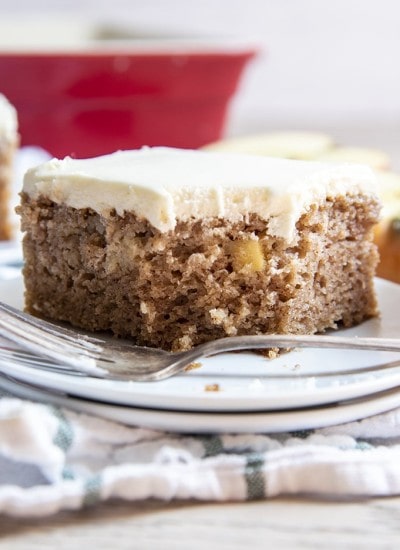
19,147,380,351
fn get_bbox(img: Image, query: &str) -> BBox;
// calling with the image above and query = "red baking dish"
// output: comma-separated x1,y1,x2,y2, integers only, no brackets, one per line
0,23,256,158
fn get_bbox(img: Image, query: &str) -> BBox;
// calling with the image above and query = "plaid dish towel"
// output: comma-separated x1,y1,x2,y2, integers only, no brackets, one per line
1,392,400,517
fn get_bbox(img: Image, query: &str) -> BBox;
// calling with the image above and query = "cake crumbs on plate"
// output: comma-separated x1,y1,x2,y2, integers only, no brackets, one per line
184,361,202,372
204,383,220,392
257,347,294,359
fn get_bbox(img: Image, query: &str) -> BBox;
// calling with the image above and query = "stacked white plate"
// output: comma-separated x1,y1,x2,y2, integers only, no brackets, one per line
0,276,400,434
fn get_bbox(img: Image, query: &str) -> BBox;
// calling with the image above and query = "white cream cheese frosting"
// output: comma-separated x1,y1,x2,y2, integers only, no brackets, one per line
0,94,18,143
23,146,378,243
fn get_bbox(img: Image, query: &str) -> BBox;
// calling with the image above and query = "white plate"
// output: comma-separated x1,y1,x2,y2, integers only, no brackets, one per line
0,276,400,413
0,240,22,266
1,372,400,433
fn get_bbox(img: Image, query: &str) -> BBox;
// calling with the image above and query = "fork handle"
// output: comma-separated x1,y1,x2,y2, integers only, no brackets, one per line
194,334,400,357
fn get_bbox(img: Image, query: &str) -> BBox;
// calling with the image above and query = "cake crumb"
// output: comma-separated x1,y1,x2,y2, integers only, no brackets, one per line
265,347,280,359
205,383,220,392
258,347,293,359
184,361,202,372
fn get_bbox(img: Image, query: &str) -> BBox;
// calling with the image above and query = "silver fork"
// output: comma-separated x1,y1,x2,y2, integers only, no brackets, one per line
0,300,400,382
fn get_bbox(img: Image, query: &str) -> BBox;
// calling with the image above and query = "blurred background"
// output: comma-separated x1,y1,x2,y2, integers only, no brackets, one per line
1,1,399,131
0,0,399,160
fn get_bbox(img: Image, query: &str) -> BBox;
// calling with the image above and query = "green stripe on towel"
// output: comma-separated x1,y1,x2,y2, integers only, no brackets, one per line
83,474,102,507
245,453,266,500
49,406,74,452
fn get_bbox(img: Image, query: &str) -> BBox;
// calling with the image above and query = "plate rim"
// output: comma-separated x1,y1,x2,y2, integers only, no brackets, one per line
1,372,400,434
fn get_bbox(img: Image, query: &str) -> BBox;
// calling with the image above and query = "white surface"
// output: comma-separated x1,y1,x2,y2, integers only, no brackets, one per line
24,147,377,241
0,276,400,425
0,20,256,53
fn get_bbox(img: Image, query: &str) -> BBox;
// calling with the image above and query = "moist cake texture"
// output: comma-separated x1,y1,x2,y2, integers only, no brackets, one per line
0,94,18,240
19,147,381,351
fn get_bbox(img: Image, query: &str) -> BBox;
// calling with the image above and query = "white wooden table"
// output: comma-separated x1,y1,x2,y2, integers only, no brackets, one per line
1,497,400,549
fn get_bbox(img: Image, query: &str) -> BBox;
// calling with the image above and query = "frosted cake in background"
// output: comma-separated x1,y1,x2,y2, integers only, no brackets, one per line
0,94,18,240
19,147,380,351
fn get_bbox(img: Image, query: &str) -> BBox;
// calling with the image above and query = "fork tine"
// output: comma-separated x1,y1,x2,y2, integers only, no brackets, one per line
0,312,93,354
0,347,86,376
0,302,101,349
0,303,106,376
0,323,104,375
